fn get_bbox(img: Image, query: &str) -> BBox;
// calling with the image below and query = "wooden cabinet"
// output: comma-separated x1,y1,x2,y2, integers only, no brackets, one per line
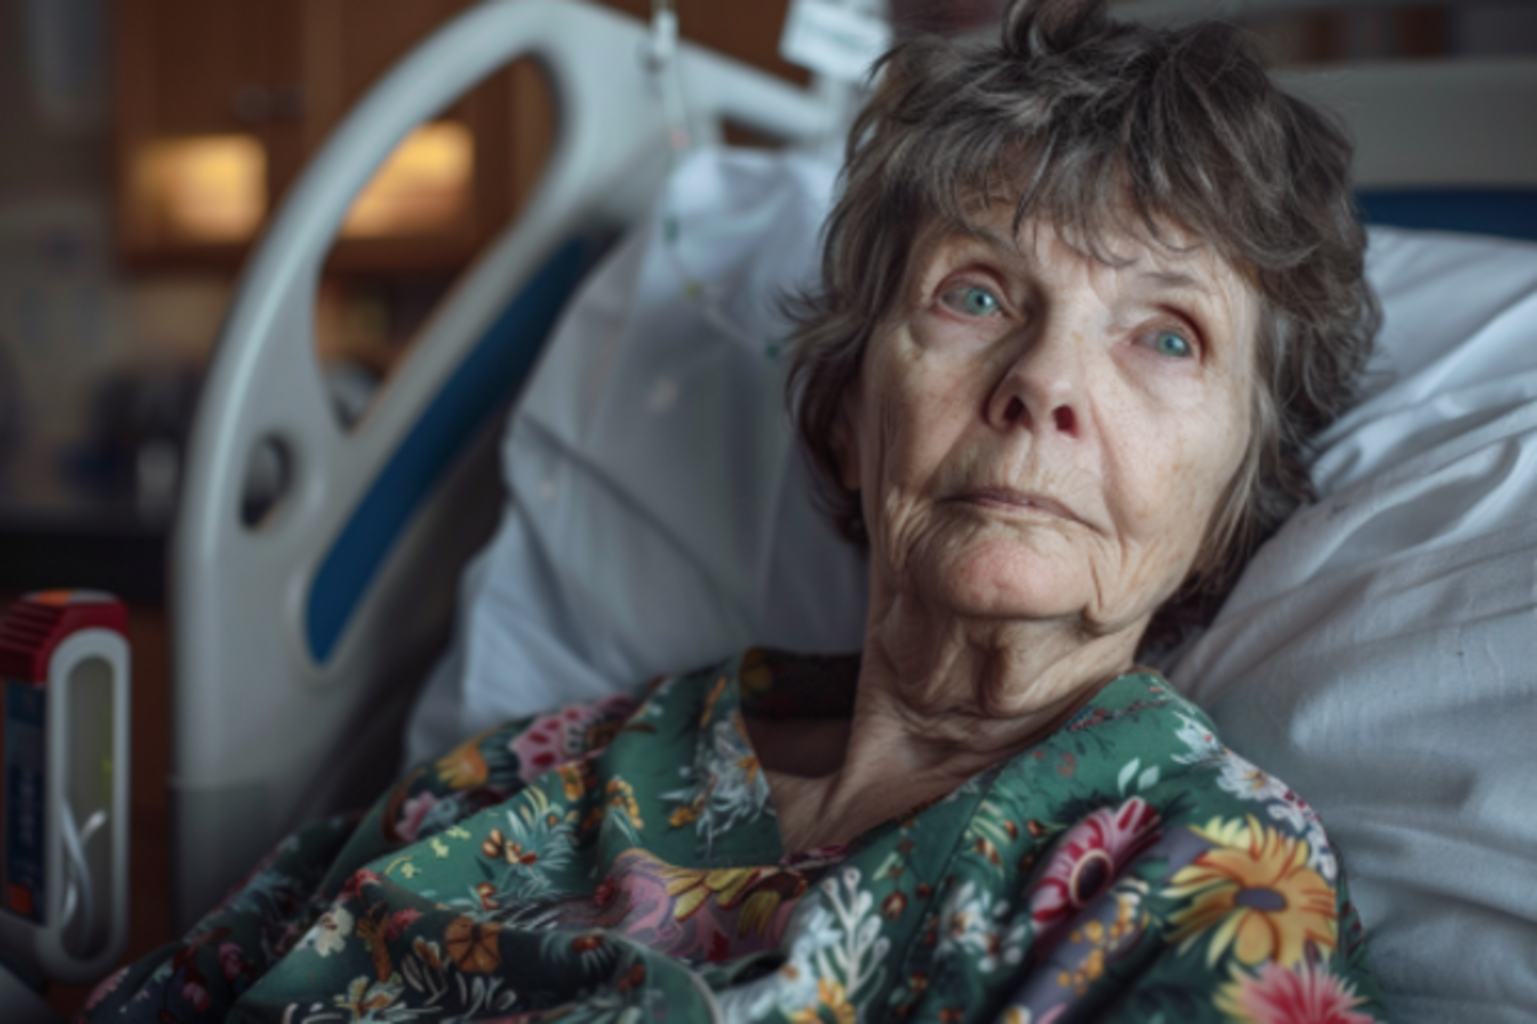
115,0,513,273
114,0,795,274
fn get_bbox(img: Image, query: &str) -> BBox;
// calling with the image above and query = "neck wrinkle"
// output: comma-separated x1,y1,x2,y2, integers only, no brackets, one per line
832,579,1141,801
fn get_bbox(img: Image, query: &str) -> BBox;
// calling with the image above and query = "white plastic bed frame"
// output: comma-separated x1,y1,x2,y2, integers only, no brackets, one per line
166,0,837,934
7,0,1533,1019
169,0,1537,943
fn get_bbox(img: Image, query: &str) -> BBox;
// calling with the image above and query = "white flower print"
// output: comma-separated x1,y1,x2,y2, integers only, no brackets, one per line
1210,749,1340,884
719,903,841,1021
304,905,354,958
1171,713,1222,766
937,880,1026,973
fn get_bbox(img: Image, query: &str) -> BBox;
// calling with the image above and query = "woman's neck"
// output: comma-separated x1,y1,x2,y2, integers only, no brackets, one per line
758,587,1146,852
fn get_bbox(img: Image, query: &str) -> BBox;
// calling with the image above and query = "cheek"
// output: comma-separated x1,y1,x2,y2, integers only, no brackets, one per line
1113,385,1251,552
858,341,977,492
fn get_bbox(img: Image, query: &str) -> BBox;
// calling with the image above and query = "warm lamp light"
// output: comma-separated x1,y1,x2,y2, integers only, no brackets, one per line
342,121,474,238
134,135,267,242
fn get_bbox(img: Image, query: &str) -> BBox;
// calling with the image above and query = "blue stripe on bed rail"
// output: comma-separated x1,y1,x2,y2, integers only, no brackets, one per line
306,233,613,665
1357,189,1537,243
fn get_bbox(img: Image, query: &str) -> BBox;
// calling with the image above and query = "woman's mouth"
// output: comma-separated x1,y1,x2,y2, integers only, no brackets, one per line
951,488,1079,523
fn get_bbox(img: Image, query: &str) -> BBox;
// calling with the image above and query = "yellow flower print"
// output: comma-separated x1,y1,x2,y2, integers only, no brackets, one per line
434,733,491,789
1165,816,1336,968
700,675,729,727
556,762,589,801
740,647,774,697
605,778,645,828
669,798,703,828
739,889,783,937
657,861,807,935
789,978,856,1024
444,915,502,973
1058,880,1148,995
663,866,761,920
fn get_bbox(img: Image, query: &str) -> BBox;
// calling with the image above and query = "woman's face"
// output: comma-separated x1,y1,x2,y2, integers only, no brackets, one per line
839,209,1258,637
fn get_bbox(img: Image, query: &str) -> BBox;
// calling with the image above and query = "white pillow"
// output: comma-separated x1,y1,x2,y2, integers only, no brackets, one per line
404,147,868,764
1170,226,1537,1024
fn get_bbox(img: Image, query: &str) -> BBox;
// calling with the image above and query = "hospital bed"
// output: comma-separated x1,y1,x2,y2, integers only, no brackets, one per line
5,0,1537,1020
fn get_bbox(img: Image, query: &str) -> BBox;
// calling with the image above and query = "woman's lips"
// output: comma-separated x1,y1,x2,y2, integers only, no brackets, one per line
951,488,1079,523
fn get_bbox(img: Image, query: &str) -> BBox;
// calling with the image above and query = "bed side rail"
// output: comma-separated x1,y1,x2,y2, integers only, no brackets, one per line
170,0,830,929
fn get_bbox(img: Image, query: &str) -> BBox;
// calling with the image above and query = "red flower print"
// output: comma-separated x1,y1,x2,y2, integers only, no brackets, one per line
508,695,636,782
83,966,129,1011
218,942,244,981
386,908,424,940
340,869,382,904
392,791,439,843
1028,797,1161,932
1215,958,1375,1024
181,980,210,1011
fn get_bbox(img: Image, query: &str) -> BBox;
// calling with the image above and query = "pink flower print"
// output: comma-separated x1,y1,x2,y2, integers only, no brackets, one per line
82,965,129,1011
509,694,636,782
181,980,211,1011
218,942,245,981
1029,797,1161,933
393,791,440,843
1215,958,1375,1024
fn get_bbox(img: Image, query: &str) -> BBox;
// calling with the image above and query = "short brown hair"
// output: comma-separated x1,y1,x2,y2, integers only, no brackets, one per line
786,0,1378,640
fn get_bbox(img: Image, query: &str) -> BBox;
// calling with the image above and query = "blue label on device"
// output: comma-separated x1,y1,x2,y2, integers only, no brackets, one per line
4,680,46,924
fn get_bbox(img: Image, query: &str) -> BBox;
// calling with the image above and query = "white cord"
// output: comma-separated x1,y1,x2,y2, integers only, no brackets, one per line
647,0,691,159
59,798,105,948
644,0,777,357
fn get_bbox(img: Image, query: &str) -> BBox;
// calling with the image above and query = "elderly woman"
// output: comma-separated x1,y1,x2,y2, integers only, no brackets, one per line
83,2,1385,1022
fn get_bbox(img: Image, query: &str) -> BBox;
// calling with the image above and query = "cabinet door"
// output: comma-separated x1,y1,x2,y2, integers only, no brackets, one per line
115,0,284,264
115,0,514,272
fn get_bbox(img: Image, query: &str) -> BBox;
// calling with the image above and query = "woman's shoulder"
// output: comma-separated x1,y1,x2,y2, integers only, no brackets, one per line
996,666,1359,944
1032,668,1334,847
969,669,1385,1021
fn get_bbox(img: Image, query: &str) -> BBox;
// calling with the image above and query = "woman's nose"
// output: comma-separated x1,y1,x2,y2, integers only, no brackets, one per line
987,325,1086,440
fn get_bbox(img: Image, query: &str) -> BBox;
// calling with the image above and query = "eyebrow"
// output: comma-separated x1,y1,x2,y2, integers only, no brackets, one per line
1135,268,1213,294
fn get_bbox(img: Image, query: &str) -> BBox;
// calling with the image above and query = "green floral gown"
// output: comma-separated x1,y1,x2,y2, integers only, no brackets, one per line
81,649,1385,1024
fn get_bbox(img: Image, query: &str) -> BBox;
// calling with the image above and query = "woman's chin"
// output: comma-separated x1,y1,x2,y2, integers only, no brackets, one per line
915,538,1086,624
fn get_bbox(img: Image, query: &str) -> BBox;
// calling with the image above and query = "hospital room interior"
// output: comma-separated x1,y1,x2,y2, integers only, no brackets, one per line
1,0,1535,1021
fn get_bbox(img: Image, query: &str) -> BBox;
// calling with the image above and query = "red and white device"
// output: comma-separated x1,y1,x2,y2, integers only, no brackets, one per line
0,591,130,985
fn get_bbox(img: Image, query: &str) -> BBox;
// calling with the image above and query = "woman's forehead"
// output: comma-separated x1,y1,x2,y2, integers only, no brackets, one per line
935,205,1234,280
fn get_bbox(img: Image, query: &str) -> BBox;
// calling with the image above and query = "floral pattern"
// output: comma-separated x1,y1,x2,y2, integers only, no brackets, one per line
1165,816,1338,968
79,649,1384,1024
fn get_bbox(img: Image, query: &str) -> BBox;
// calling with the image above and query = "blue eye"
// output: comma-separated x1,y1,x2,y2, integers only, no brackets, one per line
945,285,1001,317
1152,330,1193,359
964,287,1000,316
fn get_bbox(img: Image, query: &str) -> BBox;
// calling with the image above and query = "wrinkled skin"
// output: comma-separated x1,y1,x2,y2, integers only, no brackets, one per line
845,212,1257,651
761,209,1260,851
